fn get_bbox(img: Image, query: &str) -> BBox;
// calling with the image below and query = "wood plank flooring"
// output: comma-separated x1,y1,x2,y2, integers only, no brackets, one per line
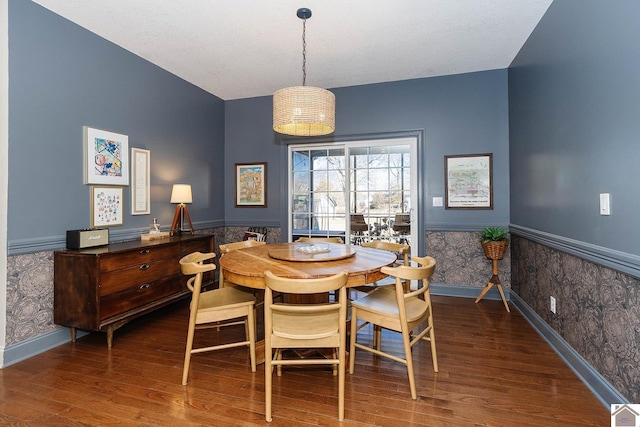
0,296,610,426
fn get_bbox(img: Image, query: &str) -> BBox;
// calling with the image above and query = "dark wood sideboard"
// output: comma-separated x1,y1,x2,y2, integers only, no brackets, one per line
54,234,214,348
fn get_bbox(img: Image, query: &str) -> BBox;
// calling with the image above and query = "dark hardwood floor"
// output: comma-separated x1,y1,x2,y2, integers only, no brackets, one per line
0,295,610,426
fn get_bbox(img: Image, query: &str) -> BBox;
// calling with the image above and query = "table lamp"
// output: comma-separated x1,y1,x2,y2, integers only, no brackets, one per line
170,184,194,236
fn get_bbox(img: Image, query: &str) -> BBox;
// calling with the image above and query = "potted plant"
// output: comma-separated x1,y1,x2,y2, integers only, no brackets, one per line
478,226,509,260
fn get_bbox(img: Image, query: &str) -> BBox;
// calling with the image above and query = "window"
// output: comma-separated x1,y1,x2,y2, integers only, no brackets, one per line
289,137,417,248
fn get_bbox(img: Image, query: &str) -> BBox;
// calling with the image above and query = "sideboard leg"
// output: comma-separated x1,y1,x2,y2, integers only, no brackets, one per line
70,327,77,343
107,326,114,349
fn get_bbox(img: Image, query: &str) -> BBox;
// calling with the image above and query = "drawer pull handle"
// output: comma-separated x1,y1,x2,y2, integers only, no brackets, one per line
140,249,150,254
139,283,150,290
140,264,150,270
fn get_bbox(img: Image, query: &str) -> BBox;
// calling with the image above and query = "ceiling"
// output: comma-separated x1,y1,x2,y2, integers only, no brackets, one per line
32,0,553,101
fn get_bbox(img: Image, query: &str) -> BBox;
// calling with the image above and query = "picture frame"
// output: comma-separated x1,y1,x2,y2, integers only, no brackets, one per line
235,162,267,207
130,148,150,215
84,126,129,186
91,186,124,227
444,153,493,209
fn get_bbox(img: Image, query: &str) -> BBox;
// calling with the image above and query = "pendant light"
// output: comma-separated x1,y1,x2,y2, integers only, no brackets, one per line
273,8,335,137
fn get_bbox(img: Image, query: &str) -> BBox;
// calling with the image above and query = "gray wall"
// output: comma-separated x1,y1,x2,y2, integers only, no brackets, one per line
509,0,640,256
8,0,225,251
225,70,511,247
509,0,640,403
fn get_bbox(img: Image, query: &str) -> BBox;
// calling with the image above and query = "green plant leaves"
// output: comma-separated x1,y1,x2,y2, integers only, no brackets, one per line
478,226,509,242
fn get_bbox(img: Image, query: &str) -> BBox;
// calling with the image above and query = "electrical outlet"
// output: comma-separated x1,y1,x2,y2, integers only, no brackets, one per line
550,296,556,314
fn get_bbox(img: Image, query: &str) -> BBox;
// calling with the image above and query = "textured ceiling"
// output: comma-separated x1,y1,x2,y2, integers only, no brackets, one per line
32,0,553,100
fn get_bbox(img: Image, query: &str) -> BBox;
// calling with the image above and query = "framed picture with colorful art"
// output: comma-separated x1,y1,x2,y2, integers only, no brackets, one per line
91,186,124,227
235,162,267,207
84,126,129,186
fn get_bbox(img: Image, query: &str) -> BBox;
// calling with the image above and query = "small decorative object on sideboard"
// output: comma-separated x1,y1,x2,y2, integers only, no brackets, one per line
141,218,170,240
475,226,510,312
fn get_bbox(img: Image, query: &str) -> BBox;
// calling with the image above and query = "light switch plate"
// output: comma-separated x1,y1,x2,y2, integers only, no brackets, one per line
433,197,443,207
600,193,610,215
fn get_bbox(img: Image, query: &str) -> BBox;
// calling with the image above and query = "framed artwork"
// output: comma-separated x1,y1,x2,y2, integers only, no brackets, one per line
235,162,267,207
91,186,124,227
444,153,493,209
84,126,129,185
131,148,150,215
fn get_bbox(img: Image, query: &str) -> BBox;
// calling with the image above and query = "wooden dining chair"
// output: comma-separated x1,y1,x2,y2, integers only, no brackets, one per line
353,241,411,347
349,255,437,400
218,240,266,289
295,236,344,243
358,240,410,290
263,270,349,422
180,252,256,385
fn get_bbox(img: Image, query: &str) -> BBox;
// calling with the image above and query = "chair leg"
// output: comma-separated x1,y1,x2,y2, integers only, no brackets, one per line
428,319,439,373
401,326,417,400
275,349,283,376
338,343,345,421
247,309,257,372
182,319,196,385
265,341,273,422
332,349,338,376
349,307,358,374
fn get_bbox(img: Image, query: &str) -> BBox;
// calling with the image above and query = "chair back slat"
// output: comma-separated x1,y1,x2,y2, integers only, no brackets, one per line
295,236,344,244
362,241,410,266
219,240,266,254
263,270,348,294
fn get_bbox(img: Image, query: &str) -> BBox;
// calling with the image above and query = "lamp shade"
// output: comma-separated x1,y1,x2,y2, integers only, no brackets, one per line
273,86,335,136
170,184,192,204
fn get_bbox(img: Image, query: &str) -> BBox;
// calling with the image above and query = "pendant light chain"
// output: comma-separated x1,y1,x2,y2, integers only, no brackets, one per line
301,17,307,86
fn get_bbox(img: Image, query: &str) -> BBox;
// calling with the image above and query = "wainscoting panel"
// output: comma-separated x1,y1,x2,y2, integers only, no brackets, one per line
511,235,639,403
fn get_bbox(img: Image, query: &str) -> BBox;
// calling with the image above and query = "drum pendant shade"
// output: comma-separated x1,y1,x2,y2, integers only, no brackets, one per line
273,86,335,136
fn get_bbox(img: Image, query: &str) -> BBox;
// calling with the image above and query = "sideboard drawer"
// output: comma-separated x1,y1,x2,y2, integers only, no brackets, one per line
99,260,180,296
99,244,180,273
100,275,182,321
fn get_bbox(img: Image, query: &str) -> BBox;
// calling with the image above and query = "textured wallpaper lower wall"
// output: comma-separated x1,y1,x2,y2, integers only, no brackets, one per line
511,235,639,403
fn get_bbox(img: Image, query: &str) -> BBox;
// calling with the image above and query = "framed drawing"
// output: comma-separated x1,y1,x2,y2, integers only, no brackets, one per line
84,126,129,185
91,186,124,227
444,153,493,209
131,148,150,215
235,162,267,207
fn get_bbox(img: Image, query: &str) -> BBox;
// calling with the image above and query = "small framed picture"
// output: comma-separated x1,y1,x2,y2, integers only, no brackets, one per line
444,153,493,209
131,148,150,215
91,186,124,227
84,126,129,186
235,162,267,207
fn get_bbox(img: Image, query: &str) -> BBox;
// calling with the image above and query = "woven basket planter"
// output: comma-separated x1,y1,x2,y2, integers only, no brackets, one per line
481,240,509,260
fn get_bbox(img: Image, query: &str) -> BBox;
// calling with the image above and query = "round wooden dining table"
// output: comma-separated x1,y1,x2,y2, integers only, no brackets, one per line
219,242,397,289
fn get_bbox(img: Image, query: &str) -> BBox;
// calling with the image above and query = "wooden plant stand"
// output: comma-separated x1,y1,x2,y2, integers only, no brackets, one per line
475,241,510,312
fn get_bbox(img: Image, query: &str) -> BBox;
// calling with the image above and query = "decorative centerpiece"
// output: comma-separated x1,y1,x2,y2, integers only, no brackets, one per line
475,226,510,312
296,243,331,254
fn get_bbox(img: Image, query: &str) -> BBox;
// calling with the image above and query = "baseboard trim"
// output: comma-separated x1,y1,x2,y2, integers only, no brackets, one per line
510,292,627,408
1,327,87,368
